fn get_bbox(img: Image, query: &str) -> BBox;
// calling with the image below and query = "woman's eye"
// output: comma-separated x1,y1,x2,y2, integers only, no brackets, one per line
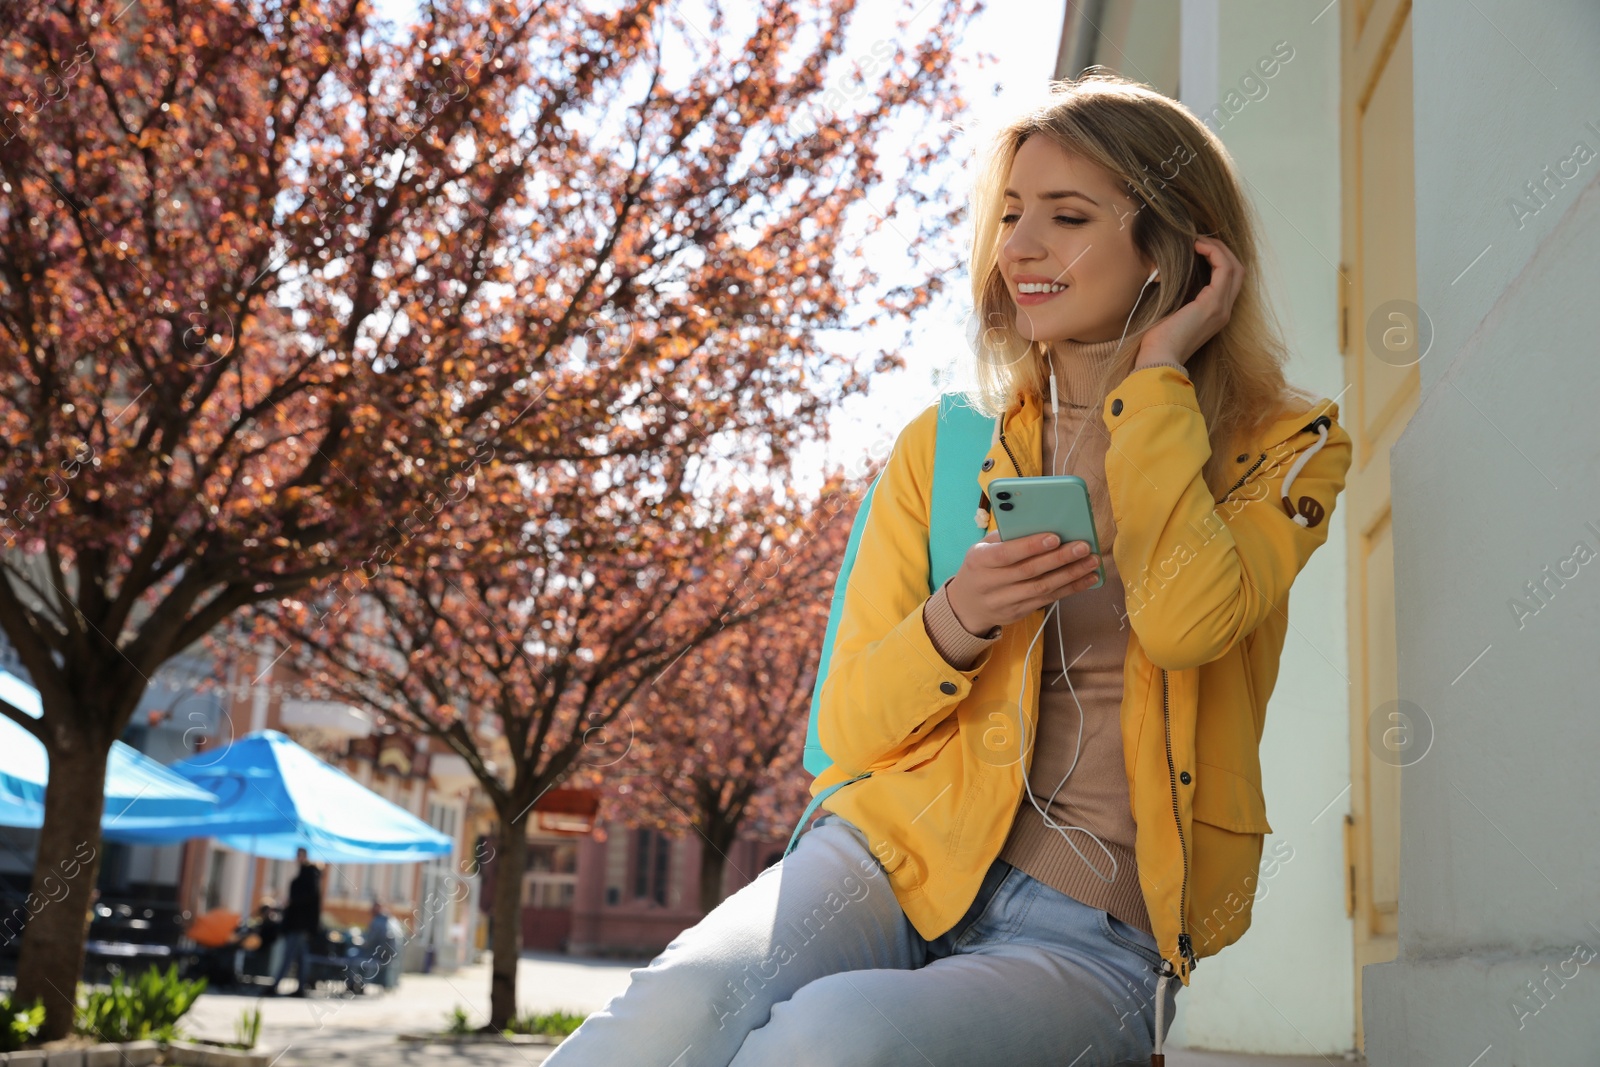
998,213,1088,226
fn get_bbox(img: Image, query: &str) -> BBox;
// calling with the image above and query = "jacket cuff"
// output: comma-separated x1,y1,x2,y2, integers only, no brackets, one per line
923,577,1002,670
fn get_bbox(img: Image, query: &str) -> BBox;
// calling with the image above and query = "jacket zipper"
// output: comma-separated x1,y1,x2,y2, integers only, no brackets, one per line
998,427,1023,477
1011,407,1198,980
1222,415,1329,505
1220,450,1267,503
1162,667,1196,974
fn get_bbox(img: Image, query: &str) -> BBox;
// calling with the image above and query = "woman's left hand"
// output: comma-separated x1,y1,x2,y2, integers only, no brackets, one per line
1136,236,1244,367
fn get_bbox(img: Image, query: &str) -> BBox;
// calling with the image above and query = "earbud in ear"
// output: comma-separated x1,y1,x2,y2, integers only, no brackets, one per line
1147,267,1160,284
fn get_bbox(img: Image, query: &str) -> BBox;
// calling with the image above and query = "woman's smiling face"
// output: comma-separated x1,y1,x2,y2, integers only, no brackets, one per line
1000,135,1156,346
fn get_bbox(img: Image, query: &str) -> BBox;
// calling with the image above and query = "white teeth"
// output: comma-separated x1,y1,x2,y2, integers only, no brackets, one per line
1018,282,1067,294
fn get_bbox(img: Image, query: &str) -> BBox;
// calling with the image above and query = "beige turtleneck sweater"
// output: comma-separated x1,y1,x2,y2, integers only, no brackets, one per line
921,336,1156,938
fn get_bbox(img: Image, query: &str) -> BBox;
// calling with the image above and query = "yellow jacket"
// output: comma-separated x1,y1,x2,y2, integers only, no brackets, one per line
812,362,1352,986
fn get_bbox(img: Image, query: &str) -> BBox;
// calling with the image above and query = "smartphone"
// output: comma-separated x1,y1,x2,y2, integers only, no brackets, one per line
987,476,1104,590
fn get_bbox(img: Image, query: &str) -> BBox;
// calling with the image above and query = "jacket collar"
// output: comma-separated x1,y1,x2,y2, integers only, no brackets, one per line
976,381,1341,510
1258,395,1343,449
971,391,1042,525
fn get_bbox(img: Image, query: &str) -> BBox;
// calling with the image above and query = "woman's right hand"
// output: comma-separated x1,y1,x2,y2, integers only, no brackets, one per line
945,530,1102,636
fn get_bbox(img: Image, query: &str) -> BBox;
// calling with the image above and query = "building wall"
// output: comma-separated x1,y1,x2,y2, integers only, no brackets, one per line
1363,3,1600,1063
1163,0,1355,1054
1410,1,1600,398
1056,0,1180,97
563,820,786,957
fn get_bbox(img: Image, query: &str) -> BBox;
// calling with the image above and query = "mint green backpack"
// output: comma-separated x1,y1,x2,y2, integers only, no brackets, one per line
783,393,998,858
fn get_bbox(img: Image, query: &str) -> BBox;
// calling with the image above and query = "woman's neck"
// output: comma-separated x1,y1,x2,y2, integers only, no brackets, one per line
1044,337,1123,409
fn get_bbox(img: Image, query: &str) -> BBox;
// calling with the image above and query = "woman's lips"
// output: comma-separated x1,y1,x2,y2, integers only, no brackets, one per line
1014,285,1067,306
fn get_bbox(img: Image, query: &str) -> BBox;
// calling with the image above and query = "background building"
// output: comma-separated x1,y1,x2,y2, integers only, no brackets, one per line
1059,1,1598,1061
558,819,784,958
477,785,788,959
1359,2,1600,1065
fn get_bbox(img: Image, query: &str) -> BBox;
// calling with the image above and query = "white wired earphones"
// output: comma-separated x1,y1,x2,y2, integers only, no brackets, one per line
1017,264,1161,885
1044,266,1159,479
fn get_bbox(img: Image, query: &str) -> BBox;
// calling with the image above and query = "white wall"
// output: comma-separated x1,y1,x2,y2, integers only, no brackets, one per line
1364,3,1600,1063
1410,0,1600,395
1168,0,1355,1055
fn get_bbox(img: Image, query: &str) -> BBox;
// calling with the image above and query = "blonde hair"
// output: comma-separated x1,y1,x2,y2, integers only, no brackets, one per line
965,70,1320,504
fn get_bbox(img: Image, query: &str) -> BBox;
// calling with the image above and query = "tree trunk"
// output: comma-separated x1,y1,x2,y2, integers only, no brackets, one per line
697,815,740,915
13,733,112,1040
698,835,727,914
487,809,528,1030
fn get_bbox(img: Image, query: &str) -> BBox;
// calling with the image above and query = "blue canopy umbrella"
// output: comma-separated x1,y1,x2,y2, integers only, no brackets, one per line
109,729,453,863
0,668,220,836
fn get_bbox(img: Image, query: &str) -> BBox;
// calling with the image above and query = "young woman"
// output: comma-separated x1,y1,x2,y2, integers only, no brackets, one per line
544,72,1352,1067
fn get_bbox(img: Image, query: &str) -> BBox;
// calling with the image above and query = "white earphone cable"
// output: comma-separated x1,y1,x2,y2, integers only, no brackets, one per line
1017,268,1161,885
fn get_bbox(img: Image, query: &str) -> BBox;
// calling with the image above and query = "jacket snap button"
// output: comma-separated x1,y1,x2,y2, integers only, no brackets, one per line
1179,770,1192,784
939,681,958,695
981,457,995,471
1236,453,1249,462
1111,398,1123,415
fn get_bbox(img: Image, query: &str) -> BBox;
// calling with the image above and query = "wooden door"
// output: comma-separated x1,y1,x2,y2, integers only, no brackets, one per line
1339,0,1421,1048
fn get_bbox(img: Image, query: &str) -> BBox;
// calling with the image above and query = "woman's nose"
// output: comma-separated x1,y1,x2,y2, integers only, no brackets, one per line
1002,230,1040,264
1002,220,1046,263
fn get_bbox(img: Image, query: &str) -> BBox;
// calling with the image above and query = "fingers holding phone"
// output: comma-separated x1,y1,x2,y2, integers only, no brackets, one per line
946,529,1102,636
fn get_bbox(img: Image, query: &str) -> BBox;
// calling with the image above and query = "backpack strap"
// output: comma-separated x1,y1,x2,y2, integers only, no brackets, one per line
785,392,1000,860
929,392,997,589
784,769,872,859
800,469,882,780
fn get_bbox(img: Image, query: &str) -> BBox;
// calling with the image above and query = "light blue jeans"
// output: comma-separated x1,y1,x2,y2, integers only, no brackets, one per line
543,812,1179,1066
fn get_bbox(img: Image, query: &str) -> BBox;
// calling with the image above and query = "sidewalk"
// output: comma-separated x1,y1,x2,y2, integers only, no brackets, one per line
180,952,1364,1065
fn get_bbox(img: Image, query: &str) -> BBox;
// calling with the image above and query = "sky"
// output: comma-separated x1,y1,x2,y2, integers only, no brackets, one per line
785,0,1065,486
366,0,1064,496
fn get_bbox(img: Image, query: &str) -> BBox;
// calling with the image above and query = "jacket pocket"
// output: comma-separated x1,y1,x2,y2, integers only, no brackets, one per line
1191,760,1272,833
1186,761,1271,958
870,717,959,776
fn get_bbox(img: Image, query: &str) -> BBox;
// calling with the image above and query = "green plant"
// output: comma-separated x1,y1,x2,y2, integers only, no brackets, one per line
445,1005,472,1036
76,965,207,1043
234,1004,263,1050
1,994,46,1052
503,1009,586,1038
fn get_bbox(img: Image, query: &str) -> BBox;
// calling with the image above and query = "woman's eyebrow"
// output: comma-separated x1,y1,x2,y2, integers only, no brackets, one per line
1002,188,1100,207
